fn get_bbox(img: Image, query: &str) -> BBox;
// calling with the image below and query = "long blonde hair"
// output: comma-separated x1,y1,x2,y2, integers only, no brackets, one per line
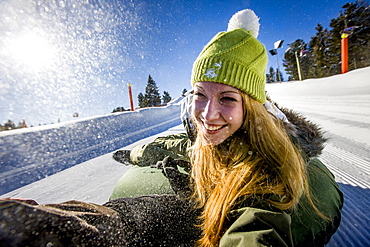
190,93,307,246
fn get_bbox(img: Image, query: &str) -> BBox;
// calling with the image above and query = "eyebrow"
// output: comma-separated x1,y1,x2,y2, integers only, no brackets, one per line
194,85,240,95
220,91,240,95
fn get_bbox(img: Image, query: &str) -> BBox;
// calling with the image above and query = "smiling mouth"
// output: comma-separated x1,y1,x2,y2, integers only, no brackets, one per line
204,124,225,131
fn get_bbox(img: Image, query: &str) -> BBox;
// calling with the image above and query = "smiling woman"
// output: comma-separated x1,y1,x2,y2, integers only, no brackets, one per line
192,81,244,145
8,31,55,70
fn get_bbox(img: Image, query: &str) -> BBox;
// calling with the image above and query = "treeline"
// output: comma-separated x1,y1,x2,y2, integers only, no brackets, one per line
137,75,173,108
0,119,27,131
112,75,176,112
282,1,369,81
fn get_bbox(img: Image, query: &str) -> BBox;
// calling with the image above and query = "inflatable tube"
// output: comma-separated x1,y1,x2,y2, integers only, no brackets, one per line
110,166,174,200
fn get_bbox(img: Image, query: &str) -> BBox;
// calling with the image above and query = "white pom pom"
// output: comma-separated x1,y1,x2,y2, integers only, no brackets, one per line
227,9,260,38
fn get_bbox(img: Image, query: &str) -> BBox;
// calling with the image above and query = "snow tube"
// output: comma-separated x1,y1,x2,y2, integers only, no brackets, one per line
110,166,174,200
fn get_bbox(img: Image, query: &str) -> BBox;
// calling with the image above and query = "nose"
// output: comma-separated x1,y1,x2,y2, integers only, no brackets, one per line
202,99,220,121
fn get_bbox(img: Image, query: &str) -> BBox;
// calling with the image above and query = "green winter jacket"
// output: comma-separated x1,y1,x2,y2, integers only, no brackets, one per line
129,133,192,166
111,132,343,246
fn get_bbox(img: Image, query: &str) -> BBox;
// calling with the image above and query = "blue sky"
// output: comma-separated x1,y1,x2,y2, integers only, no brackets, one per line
0,0,352,126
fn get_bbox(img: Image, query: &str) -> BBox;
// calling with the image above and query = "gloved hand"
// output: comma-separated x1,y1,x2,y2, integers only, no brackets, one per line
153,156,192,172
113,150,132,166
0,199,126,246
153,156,192,199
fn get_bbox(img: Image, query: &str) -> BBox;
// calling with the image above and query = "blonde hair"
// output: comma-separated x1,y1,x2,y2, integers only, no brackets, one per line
190,93,308,246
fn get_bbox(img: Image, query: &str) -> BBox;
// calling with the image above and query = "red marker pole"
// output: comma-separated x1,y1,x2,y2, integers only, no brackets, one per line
127,83,135,111
341,33,349,74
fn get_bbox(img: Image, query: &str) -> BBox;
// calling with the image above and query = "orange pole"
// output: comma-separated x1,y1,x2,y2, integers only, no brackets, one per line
127,83,135,111
341,37,348,74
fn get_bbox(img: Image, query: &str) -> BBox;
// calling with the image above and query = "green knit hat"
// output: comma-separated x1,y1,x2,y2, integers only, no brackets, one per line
191,9,268,103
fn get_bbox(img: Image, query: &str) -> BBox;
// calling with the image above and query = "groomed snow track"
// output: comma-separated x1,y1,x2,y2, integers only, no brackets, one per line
265,67,370,246
321,146,370,246
329,183,370,246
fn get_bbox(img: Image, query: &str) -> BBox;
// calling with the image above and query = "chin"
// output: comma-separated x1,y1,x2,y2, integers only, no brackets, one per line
202,134,229,146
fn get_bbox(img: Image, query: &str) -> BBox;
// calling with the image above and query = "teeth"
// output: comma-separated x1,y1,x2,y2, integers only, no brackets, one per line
206,125,223,131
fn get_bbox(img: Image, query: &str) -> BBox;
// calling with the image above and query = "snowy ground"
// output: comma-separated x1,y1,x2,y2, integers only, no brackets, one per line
266,67,370,246
266,67,370,189
0,100,182,195
2,67,370,246
1,124,185,204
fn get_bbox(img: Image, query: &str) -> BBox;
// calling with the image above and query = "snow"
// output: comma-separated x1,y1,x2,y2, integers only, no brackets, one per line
0,102,182,195
267,66,370,97
266,67,370,188
1,125,185,205
265,67,370,246
1,67,370,246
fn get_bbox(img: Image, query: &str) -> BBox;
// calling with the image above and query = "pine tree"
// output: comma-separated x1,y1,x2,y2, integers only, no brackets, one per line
309,24,334,77
138,92,147,108
144,75,161,107
162,91,172,104
112,107,125,113
137,75,162,108
266,67,275,83
282,2,369,79
276,68,284,82
182,88,188,96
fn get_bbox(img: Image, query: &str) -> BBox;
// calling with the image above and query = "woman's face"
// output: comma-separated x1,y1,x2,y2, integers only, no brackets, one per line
192,81,244,145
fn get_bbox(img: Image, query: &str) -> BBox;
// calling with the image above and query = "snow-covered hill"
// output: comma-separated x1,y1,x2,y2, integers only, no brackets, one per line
266,66,370,188
266,67,370,246
0,102,182,194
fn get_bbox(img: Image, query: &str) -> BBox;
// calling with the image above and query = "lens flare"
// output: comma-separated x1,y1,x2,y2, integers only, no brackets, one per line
9,31,55,70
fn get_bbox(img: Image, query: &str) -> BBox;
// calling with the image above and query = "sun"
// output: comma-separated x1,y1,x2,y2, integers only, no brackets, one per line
9,31,55,70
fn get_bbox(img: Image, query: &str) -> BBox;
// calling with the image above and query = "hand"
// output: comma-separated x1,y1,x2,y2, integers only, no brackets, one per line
154,156,192,199
113,150,132,166
0,199,125,246
152,156,192,173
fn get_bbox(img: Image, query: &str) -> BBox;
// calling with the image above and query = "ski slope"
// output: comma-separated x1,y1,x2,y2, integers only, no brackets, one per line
1,67,370,246
0,101,182,195
266,67,370,189
266,67,370,246
1,124,185,205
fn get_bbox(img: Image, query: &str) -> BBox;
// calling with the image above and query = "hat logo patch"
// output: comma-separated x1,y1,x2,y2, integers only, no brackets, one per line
204,62,222,78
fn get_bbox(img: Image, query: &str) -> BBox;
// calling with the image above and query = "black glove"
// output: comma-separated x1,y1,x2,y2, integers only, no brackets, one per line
113,150,132,166
0,199,126,246
154,156,192,199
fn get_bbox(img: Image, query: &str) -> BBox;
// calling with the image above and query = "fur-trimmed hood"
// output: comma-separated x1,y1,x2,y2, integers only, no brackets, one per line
279,106,327,158
264,96,327,158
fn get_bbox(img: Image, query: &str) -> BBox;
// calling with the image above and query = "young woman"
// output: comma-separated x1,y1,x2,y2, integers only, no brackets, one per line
185,9,343,246
113,9,342,246
190,79,308,246
0,9,342,247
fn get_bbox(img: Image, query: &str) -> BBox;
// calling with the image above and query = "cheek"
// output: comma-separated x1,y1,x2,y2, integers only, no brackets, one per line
225,105,244,125
192,100,203,119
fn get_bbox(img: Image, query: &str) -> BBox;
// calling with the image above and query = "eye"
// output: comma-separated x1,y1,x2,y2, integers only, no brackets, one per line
194,91,206,98
221,96,237,102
